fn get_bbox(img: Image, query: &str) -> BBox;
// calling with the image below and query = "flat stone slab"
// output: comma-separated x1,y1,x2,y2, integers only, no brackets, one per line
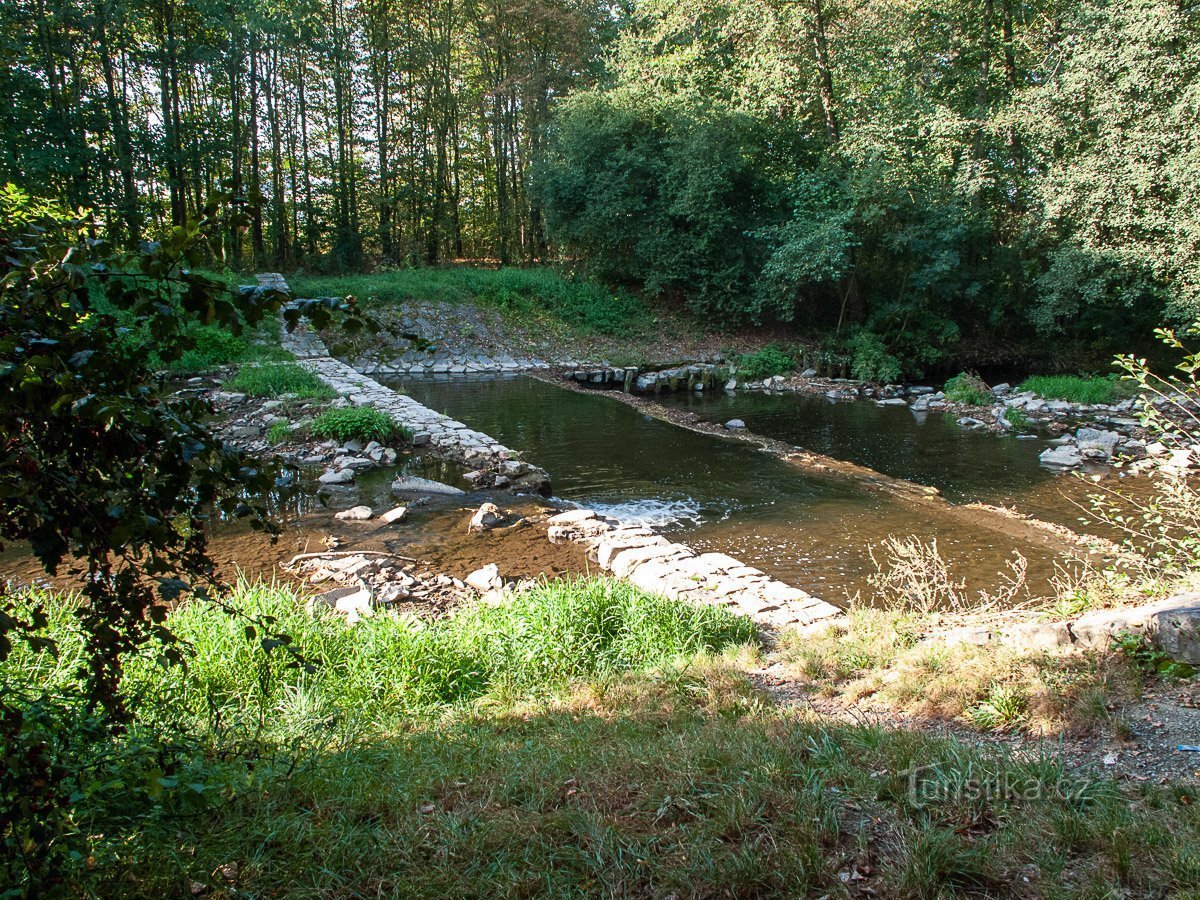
557,508,846,630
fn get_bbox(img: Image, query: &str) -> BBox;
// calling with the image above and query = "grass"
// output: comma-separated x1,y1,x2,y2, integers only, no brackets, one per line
289,267,653,337
310,405,407,443
1018,374,1133,405
5,581,1200,896
1004,406,1032,430
224,361,336,399
267,420,291,444
944,372,992,406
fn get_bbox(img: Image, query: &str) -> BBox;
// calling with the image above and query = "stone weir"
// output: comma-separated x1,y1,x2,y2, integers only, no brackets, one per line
545,509,847,631
565,362,731,395
262,274,549,491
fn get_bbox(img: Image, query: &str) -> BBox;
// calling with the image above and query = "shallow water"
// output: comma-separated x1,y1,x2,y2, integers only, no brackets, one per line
388,375,1109,605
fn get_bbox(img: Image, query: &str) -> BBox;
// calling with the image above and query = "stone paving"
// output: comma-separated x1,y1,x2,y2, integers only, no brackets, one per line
545,509,847,630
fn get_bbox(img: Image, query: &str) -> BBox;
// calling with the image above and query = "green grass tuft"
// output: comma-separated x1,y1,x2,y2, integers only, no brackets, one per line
310,406,407,443
1017,374,1131,405
225,362,336,399
1003,406,1031,430
944,372,992,406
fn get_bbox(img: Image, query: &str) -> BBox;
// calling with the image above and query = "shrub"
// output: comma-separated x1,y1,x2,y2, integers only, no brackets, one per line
943,373,991,406
1017,374,1128,405
734,344,795,381
225,362,335,400
310,406,406,443
849,331,903,383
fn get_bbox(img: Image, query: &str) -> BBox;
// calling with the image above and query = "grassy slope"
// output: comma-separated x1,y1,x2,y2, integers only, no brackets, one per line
5,580,1199,896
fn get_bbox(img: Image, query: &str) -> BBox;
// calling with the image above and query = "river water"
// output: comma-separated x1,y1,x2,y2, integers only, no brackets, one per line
388,376,1126,605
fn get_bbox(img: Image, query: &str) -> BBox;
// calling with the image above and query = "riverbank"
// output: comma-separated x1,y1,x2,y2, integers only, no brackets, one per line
7,578,1199,896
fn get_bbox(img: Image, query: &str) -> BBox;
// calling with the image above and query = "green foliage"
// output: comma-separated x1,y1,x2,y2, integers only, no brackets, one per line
538,90,785,322
310,406,406,444
1017,374,1126,405
290,267,650,337
733,344,795,381
1003,407,1031,431
225,362,336,400
965,684,1027,732
267,421,291,444
1111,632,1195,681
848,331,902,383
943,373,991,406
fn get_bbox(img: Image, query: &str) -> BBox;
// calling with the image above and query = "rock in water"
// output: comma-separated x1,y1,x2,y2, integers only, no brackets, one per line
319,468,355,484
1076,427,1121,458
379,506,408,524
335,505,373,521
1039,445,1083,469
468,502,502,533
724,419,746,430
391,475,464,496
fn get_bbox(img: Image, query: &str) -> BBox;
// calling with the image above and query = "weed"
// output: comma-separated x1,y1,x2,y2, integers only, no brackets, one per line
966,683,1028,731
225,362,336,399
1111,631,1196,679
310,406,407,443
943,372,992,406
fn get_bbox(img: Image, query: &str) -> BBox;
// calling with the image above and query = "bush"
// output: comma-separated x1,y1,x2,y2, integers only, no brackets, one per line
224,362,335,399
943,373,991,406
310,406,406,443
849,331,903,383
1017,374,1128,405
267,421,291,444
734,345,795,381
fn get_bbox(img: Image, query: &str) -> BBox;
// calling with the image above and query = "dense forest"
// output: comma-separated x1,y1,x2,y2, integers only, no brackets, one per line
4,0,1198,374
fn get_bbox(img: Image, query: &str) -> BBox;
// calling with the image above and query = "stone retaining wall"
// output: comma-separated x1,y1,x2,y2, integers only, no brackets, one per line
545,508,847,630
265,274,538,476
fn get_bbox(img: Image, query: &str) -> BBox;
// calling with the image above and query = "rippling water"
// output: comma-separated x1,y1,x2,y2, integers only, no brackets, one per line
387,375,1119,605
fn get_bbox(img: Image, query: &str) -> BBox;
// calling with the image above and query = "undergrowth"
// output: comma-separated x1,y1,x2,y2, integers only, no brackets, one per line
943,372,992,406
1018,374,1130,405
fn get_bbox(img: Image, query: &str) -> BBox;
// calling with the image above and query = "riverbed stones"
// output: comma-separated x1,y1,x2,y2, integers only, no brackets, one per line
319,467,355,485
1039,445,1083,469
468,502,502,533
379,505,408,524
724,419,746,430
335,505,374,521
1076,427,1121,458
466,563,502,593
391,475,465,496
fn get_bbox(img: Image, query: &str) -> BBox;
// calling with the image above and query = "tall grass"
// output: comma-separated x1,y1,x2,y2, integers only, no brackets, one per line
224,361,336,398
1018,374,1130,404
289,267,651,336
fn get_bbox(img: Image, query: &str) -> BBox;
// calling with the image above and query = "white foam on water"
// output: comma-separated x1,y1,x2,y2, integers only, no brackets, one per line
579,497,704,528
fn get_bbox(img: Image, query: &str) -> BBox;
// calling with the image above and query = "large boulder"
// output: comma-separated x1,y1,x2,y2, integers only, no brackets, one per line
1076,427,1121,457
